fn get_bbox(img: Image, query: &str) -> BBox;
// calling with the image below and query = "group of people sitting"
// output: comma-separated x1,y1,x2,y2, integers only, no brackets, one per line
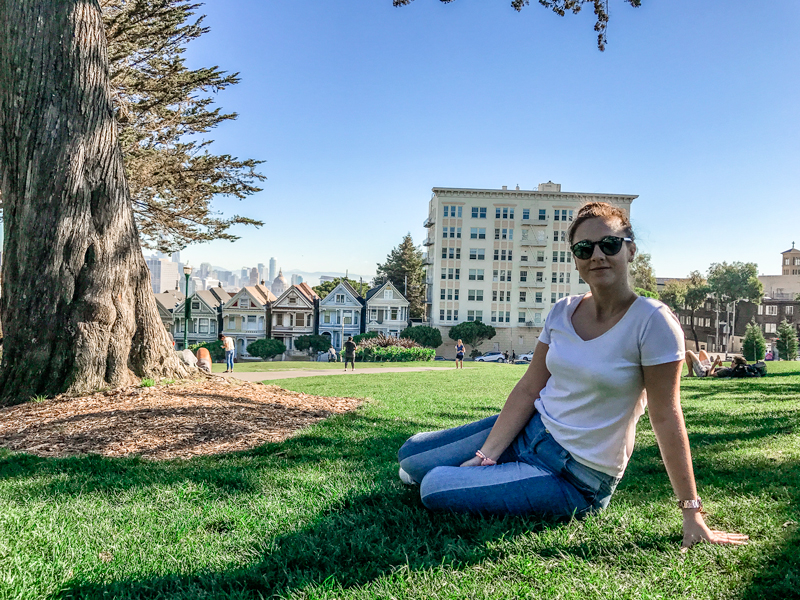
684,350,767,378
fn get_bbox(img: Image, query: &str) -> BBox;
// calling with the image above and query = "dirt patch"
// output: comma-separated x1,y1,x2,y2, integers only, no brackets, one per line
0,377,362,460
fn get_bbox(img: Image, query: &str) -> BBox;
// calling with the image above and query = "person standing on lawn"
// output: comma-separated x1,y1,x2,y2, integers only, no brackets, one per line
344,336,357,372
398,202,748,550
220,333,235,373
455,339,465,369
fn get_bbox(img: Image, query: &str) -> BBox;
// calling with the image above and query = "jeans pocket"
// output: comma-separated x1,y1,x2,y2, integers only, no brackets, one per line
561,458,601,505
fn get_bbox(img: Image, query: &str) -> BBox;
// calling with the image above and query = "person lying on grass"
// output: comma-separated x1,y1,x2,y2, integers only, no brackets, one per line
684,349,724,377
398,202,748,550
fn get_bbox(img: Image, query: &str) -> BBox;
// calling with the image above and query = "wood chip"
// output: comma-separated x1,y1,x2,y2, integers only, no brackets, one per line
0,378,362,460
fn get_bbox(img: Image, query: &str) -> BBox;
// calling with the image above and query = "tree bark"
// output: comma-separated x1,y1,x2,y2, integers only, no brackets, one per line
0,0,190,403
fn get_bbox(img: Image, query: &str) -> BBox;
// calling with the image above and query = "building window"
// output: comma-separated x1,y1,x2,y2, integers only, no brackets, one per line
786,306,794,315
227,315,235,329
765,323,777,333
469,248,485,260
446,309,452,321
494,228,500,240
559,272,565,284
475,310,483,322
440,288,446,300
551,293,557,303
553,230,559,242
537,251,545,263
538,209,546,221
491,311,496,323
504,311,511,322
468,290,484,302
536,271,543,282
453,309,459,320
472,207,487,219
535,292,543,303
521,255,528,262
757,304,763,315
519,312,526,323
443,205,462,218
323,313,331,324
335,294,345,303
552,272,557,284
455,268,460,280
522,209,530,220
384,289,393,299
440,309,445,321
552,253,558,263
520,271,527,282
442,247,447,259
520,291,527,302
199,319,209,334
470,227,486,239
468,310,476,322
766,305,778,315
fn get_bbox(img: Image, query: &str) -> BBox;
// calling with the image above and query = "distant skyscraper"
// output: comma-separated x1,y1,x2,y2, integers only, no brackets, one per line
200,262,212,279
146,257,180,294
269,257,277,283
258,263,265,282
249,267,259,286
291,274,304,285
171,251,180,263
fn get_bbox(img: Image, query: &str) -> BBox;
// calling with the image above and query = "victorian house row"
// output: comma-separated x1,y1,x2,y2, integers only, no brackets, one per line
159,280,411,357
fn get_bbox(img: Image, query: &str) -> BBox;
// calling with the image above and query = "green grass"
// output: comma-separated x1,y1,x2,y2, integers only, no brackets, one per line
1,363,798,599
211,360,457,373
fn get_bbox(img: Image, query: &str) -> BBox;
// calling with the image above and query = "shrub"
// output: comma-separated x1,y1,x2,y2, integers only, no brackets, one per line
189,340,224,362
449,321,496,354
353,331,379,345
400,325,443,348
294,334,331,354
742,320,767,362
247,338,286,360
354,334,433,362
139,378,156,388
635,287,659,299
776,319,799,361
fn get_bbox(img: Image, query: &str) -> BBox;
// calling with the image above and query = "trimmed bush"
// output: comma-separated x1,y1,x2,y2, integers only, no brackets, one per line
355,334,433,362
247,338,286,360
400,325,443,348
189,340,224,362
294,334,331,354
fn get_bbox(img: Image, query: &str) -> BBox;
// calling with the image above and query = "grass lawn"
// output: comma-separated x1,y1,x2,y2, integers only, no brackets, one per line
1,362,798,599
210,360,457,373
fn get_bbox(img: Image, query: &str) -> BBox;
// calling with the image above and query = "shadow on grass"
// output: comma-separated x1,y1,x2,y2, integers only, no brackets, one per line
2,377,797,599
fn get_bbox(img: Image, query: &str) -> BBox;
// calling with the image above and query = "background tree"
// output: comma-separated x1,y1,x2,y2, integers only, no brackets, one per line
448,321,496,356
353,331,379,345
776,319,799,361
101,0,265,252
629,253,657,294
400,325,443,349
742,321,767,362
247,338,286,360
294,334,332,355
684,271,710,351
659,280,687,315
394,0,642,51
0,0,191,403
312,278,370,299
373,233,426,319
708,262,763,353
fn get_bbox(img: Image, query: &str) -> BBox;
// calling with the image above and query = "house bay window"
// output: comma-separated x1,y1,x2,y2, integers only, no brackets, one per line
199,319,209,334
391,308,398,320
247,315,258,331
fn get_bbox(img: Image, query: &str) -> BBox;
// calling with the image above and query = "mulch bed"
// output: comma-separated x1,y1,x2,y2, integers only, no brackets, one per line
0,377,362,460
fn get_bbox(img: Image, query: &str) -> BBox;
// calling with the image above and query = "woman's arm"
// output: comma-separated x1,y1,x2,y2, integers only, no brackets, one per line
644,360,749,549
461,341,551,466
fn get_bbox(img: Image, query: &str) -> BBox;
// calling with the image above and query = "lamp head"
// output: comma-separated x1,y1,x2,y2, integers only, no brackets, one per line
183,265,192,276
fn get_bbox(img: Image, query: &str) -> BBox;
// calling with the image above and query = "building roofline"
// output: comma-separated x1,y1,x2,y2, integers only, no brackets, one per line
431,187,638,200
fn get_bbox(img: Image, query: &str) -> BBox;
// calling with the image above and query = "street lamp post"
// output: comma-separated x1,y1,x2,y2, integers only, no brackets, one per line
183,265,192,350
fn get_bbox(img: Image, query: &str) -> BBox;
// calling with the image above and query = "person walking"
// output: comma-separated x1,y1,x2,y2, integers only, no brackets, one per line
220,333,235,373
455,339,465,369
397,201,747,550
344,336,357,372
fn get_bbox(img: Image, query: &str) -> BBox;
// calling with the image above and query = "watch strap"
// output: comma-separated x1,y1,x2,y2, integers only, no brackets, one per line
677,497,703,510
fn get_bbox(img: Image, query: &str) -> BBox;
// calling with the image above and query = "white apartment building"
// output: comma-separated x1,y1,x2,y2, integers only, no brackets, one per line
146,256,180,294
423,182,637,357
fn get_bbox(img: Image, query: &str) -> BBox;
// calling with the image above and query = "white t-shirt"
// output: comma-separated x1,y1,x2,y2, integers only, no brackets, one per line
223,337,235,351
535,295,685,478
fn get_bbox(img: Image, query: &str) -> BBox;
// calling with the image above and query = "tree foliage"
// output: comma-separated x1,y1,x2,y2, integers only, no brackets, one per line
708,262,763,351
659,280,687,314
448,321,496,353
101,0,265,252
312,278,370,299
742,321,767,362
776,319,799,361
393,0,642,51
353,331,379,345
634,287,658,299
400,325,443,349
247,338,286,360
373,233,426,319
630,253,657,294
294,334,331,354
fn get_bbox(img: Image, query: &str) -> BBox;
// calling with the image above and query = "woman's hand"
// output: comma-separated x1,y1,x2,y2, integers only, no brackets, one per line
681,512,749,551
459,455,483,467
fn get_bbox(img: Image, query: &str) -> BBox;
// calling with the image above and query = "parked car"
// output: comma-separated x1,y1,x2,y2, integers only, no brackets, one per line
517,350,535,362
474,351,505,363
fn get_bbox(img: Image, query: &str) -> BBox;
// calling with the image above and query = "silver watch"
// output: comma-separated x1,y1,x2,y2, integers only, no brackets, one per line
677,497,703,510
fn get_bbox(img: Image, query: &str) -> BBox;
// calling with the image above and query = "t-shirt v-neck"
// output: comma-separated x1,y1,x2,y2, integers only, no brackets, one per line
567,293,638,343
535,294,685,477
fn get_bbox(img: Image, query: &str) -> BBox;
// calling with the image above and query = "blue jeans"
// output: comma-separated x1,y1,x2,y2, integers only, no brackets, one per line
225,350,234,371
398,413,620,517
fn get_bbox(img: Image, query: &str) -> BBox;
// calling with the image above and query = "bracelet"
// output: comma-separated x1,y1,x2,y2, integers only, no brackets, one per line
677,497,703,510
476,450,497,466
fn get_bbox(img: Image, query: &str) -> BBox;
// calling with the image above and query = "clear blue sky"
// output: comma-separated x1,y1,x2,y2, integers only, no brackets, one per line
178,0,800,282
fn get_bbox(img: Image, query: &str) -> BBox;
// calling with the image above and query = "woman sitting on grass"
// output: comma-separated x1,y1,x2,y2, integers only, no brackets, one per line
398,202,748,550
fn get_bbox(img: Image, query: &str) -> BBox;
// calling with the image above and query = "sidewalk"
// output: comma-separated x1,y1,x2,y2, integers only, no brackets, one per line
221,366,467,382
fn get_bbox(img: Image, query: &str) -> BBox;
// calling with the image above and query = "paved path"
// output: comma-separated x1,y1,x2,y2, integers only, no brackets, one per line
221,366,466,382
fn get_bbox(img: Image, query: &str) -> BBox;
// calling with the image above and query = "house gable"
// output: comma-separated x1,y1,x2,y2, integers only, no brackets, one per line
274,285,314,310
223,287,265,311
319,282,363,308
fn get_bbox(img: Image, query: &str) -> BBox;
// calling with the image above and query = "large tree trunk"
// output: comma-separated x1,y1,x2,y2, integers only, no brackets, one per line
0,0,190,403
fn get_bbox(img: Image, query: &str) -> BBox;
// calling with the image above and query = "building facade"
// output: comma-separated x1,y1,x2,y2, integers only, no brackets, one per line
423,182,637,357
318,281,365,350
221,284,276,357
271,283,319,356
364,281,410,337
173,288,230,350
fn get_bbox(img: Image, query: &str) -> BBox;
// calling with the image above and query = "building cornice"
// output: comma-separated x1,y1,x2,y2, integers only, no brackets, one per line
432,187,637,204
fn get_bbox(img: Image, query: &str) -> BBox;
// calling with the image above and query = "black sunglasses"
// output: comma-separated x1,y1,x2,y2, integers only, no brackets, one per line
570,236,632,260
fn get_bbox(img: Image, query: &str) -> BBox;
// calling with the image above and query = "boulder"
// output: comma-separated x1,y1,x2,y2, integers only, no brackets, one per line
177,349,198,367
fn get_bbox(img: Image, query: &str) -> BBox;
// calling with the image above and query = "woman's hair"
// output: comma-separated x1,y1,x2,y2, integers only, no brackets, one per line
732,356,747,366
567,202,635,245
